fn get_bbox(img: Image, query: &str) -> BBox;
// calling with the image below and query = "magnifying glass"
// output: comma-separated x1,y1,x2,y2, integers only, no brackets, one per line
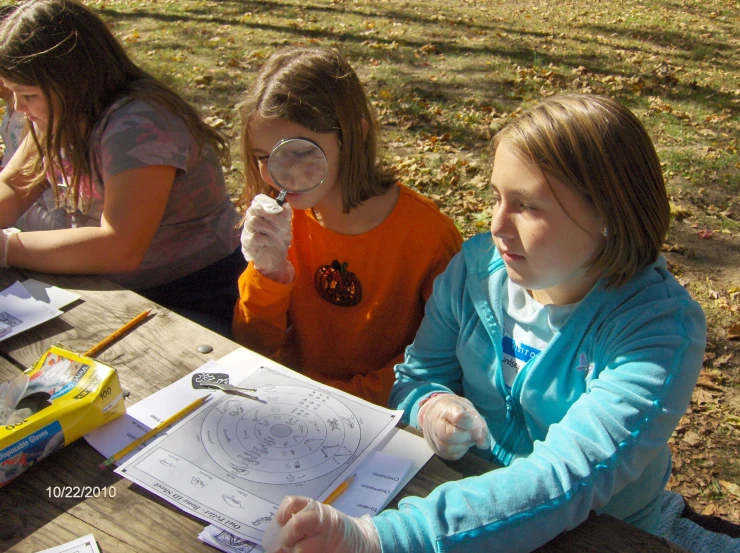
268,138,329,206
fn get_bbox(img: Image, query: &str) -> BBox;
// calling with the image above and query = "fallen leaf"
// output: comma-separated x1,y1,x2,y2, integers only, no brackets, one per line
728,323,740,340
697,229,716,239
714,353,733,366
692,388,718,404
670,202,692,221
662,243,687,254
194,75,214,86
696,376,724,392
701,503,718,516
683,431,702,446
719,480,740,498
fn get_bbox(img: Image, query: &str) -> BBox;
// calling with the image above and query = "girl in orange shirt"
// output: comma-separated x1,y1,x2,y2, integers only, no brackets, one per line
233,47,462,406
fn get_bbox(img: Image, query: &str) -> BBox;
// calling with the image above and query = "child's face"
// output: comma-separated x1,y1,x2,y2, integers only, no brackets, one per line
248,116,341,210
489,140,605,305
0,78,60,131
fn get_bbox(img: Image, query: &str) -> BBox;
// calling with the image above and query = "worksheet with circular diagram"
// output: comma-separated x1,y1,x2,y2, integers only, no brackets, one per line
115,350,402,544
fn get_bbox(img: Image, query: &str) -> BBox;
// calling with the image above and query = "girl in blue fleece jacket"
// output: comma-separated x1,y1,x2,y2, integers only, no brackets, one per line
263,95,735,553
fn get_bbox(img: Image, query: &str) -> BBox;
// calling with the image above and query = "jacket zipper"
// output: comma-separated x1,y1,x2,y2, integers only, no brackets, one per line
492,359,529,466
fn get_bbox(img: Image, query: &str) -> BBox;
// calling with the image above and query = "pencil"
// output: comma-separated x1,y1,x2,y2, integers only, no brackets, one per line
84,308,152,357
324,474,356,506
98,394,210,470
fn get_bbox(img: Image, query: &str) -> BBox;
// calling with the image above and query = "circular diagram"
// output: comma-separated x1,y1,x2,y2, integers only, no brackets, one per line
201,385,361,484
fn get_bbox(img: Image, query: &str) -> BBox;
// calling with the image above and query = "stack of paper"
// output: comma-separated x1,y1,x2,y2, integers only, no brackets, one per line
0,279,79,342
198,444,421,553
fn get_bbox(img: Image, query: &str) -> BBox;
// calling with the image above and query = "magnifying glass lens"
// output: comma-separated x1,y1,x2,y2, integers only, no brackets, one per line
268,138,328,203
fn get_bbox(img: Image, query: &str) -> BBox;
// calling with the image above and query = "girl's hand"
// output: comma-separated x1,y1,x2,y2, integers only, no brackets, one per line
418,393,491,460
263,496,380,553
241,194,295,283
0,228,19,268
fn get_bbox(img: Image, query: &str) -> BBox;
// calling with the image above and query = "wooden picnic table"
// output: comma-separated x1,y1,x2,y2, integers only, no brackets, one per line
0,269,687,552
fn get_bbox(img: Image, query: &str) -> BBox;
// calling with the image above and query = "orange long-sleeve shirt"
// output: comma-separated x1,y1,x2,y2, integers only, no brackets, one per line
233,185,462,406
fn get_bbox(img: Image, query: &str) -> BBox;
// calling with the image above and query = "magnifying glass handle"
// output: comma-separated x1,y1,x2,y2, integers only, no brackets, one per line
276,190,288,206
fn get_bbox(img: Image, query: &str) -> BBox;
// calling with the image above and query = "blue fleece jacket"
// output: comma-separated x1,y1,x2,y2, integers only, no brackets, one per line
375,233,706,553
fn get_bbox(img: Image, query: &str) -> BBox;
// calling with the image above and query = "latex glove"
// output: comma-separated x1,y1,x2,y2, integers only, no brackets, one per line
263,496,381,553
241,194,294,283
418,393,491,460
0,228,20,268
0,373,29,425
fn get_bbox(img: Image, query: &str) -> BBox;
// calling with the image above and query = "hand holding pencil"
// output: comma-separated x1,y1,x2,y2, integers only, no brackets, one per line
262,491,380,553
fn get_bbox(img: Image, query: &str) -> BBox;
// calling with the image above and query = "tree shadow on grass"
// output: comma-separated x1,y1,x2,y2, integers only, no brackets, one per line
99,0,737,137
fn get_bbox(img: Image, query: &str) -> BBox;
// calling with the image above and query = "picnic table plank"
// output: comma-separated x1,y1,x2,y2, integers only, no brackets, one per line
0,485,130,552
0,354,21,381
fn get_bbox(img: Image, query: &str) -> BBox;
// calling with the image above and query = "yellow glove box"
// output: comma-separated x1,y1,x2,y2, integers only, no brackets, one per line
0,346,126,486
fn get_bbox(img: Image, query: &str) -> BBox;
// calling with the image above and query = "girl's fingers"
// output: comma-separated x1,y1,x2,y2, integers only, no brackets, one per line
280,503,326,551
438,416,476,444
447,409,491,449
276,495,312,526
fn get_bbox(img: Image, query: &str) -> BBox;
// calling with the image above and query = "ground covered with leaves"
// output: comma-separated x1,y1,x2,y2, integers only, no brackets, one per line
55,0,740,522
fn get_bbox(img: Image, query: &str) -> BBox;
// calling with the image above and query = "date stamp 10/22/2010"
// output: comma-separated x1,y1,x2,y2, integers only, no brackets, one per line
46,485,117,499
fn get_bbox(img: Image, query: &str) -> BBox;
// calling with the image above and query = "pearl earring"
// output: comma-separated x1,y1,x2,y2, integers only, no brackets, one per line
601,227,609,238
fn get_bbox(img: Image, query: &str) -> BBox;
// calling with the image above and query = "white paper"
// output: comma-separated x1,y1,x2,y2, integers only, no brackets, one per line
0,281,63,342
21,278,80,310
84,361,221,461
114,348,403,544
373,425,433,496
328,450,413,517
35,533,101,553
84,413,155,463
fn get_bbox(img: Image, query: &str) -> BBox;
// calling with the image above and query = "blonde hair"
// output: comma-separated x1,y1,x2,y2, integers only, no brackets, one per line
493,94,669,287
239,47,395,213
0,0,229,211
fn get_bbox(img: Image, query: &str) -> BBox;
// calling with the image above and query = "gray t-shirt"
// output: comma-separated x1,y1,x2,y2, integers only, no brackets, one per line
18,97,240,289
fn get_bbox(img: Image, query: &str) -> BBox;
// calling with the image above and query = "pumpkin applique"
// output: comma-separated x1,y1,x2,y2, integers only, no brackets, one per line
314,260,362,307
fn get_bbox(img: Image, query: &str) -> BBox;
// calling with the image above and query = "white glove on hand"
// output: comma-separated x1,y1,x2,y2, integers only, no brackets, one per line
241,194,294,284
1,228,20,268
263,496,381,553
418,393,491,460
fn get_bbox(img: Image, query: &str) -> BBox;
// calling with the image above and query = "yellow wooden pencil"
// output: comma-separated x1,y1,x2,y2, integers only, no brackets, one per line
84,308,152,357
324,474,356,505
98,394,210,470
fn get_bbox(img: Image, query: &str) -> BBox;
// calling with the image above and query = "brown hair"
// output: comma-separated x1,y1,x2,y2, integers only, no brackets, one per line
239,46,395,213
493,94,669,287
0,0,229,211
